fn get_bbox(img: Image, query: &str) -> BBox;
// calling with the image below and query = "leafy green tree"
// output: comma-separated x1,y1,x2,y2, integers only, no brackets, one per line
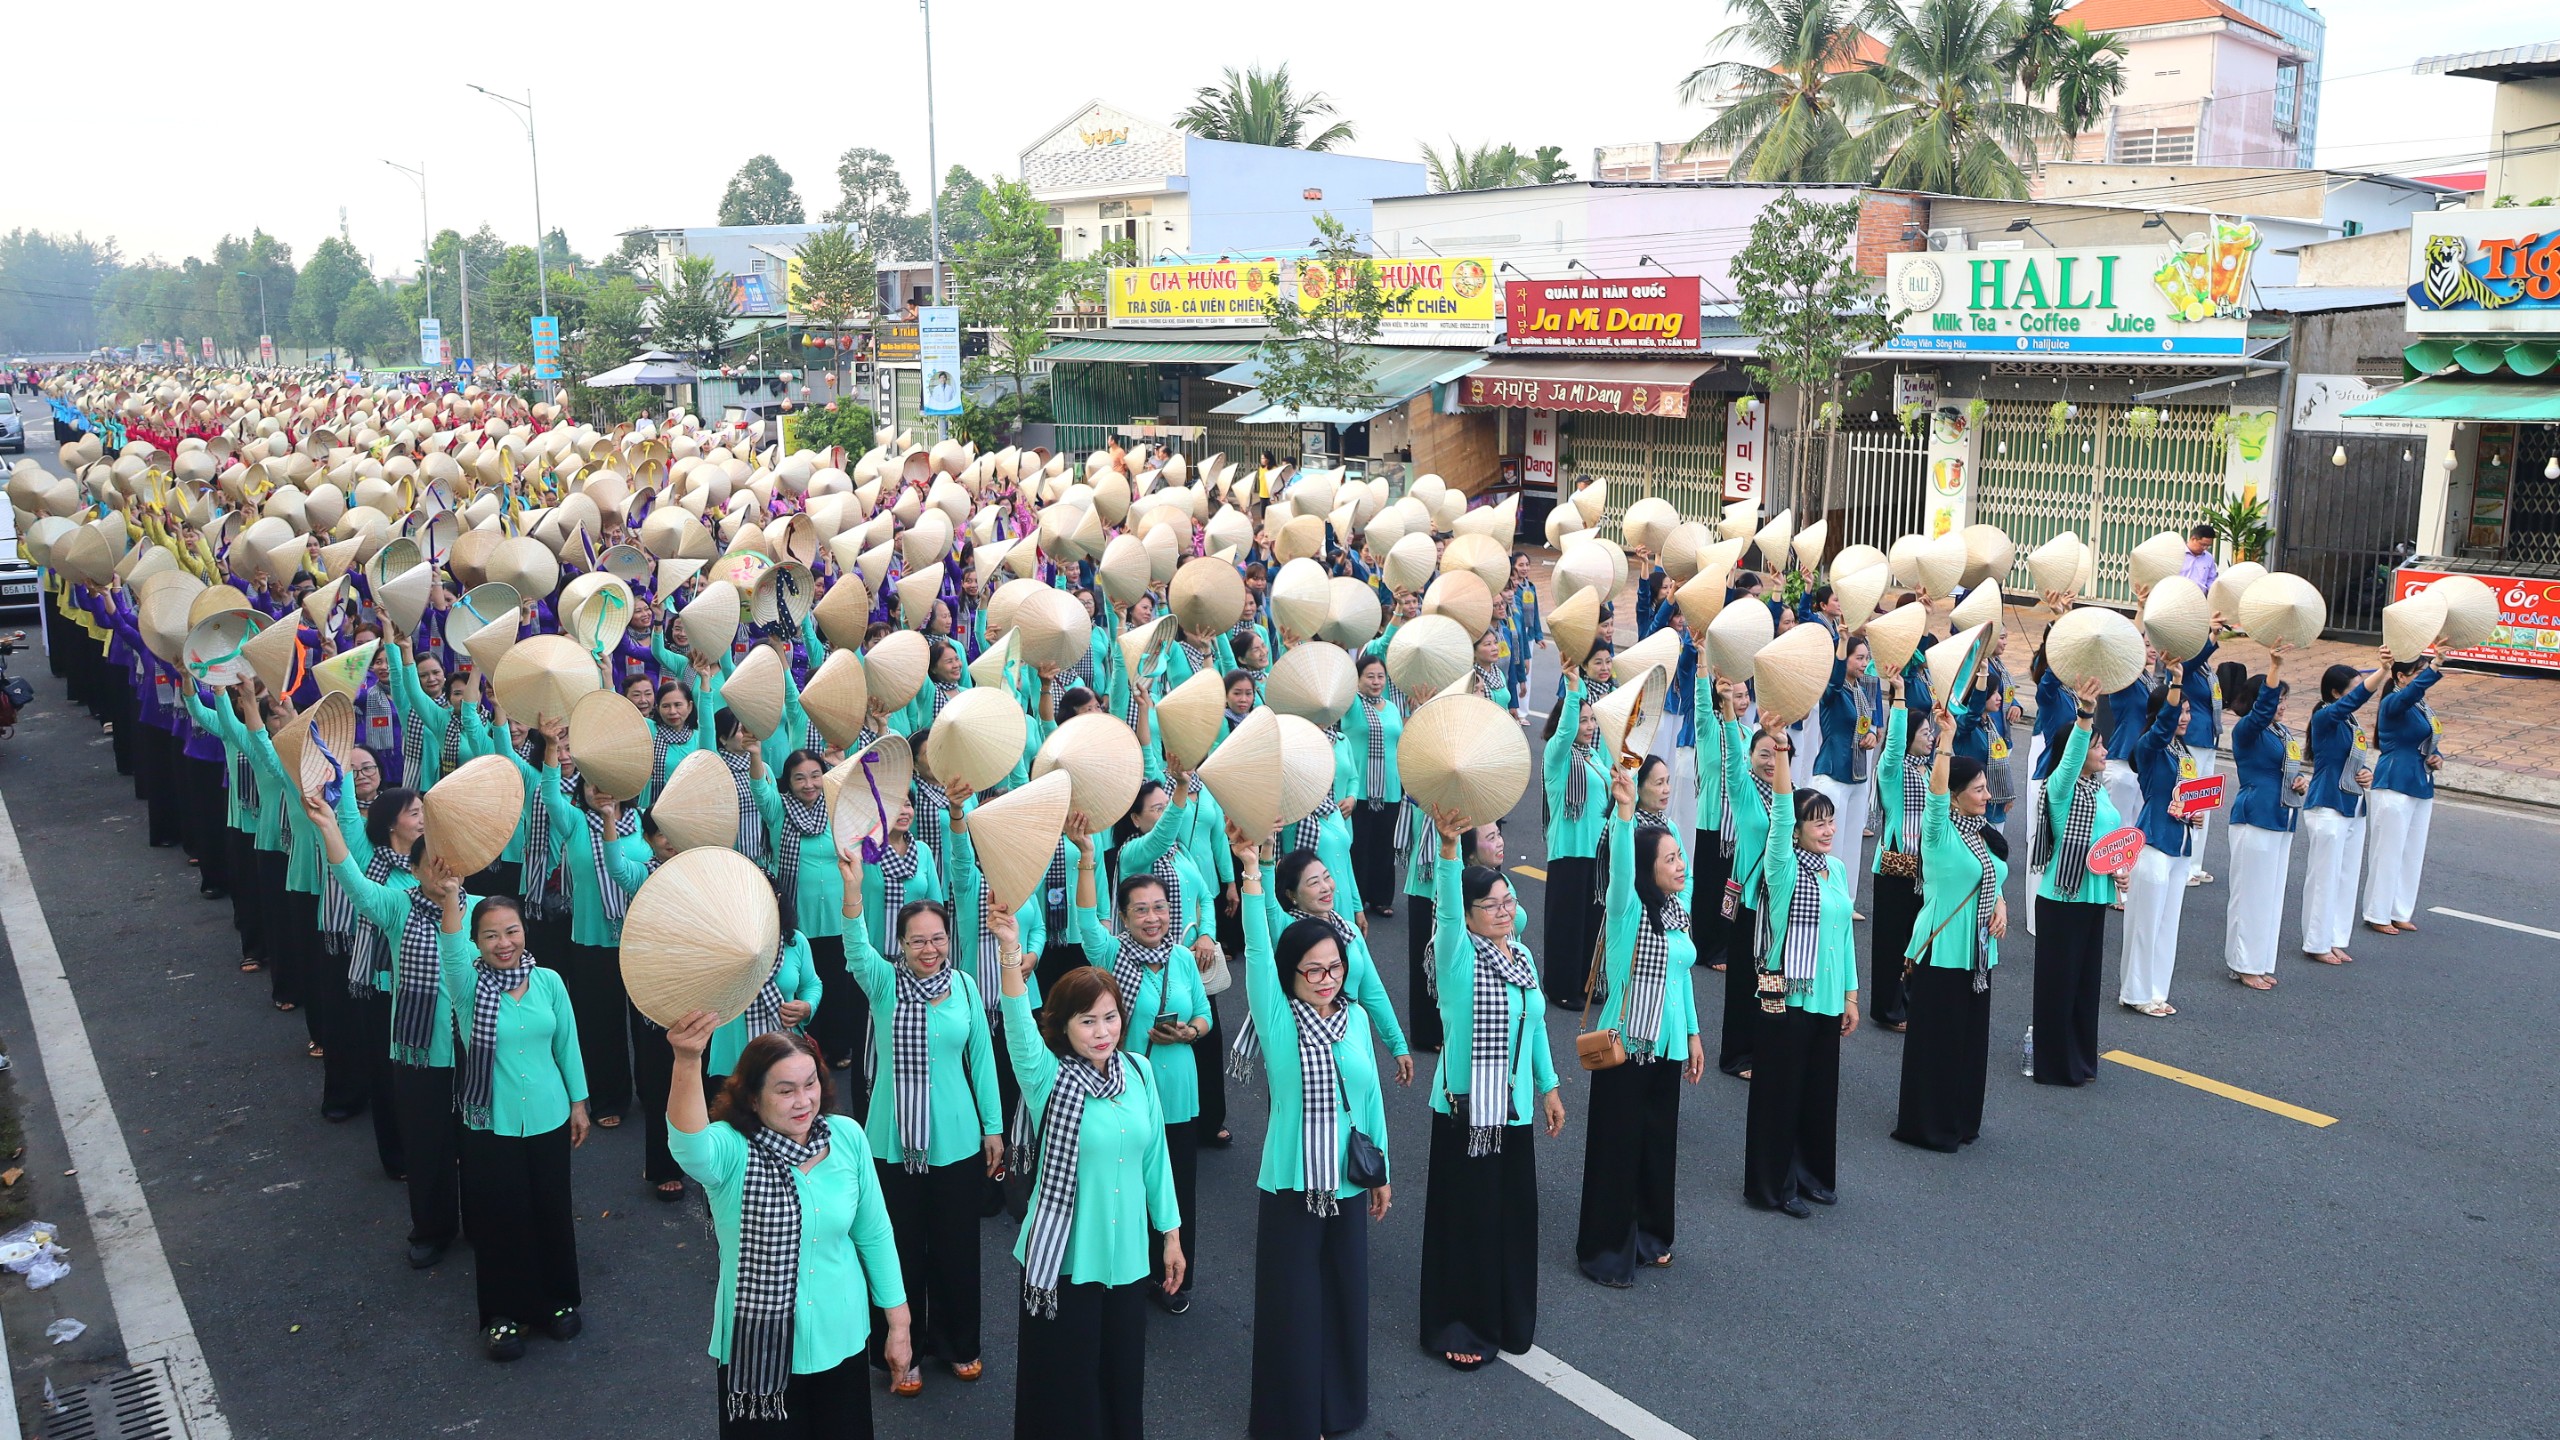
823,146,912,237
1252,213,1412,418
288,236,368,351
2049,25,2129,143
652,254,740,357
934,166,993,252
785,400,880,455
1524,145,1577,184
1175,64,1357,150
0,230,118,352
334,279,407,366
1060,235,1139,312
952,179,1064,442
718,155,807,226
787,224,875,395
215,230,297,354
1730,193,1905,517
1422,139,1523,192
1839,0,2062,199
2000,0,2076,100
596,229,658,282
577,276,650,368
1677,0,1882,181
539,229,586,273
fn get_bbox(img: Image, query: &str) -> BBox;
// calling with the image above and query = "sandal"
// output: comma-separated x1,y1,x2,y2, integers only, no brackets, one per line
2229,971,2276,991
594,1114,622,1129
1444,1350,1491,1372
948,1358,983,1382
238,959,262,973
2304,951,2347,966
653,1180,687,1202
275,1001,297,1013
2130,1000,2176,1017
2364,920,2397,936
891,1366,924,1398
307,1042,325,1059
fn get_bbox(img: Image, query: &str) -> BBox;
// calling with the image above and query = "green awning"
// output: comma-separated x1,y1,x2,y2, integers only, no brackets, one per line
1037,333,1268,366
2405,337,2560,378
2343,377,2560,422
1205,346,1484,426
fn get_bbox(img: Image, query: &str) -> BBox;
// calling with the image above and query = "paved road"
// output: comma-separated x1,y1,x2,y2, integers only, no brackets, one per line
3,606,2558,1438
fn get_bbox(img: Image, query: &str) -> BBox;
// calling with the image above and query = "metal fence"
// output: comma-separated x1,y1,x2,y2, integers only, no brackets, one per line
2271,432,2423,638
1975,399,2228,604
1567,407,1729,539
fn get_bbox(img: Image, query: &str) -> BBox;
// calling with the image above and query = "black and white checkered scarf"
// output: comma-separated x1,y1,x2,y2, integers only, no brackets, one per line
1953,811,1998,991
934,679,961,725
910,778,948,854
519,750,570,921
1565,740,1600,819
1023,1051,1127,1317
891,965,952,1173
876,839,921,957
739,947,787,1045
1354,698,1389,806
775,793,829,938
727,1122,828,1421
1110,934,1175,1039
975,869,1004,1012
1624,890,1686,1059
1230,903,1356,1081
1778,848,1827,999
1290,996,1350,1214
1634,806,1669,834
1472,663,1503,700
589,808,640,923
1290,797,1340,859
1899,744,1930,854
1465,930,1538,1155
342,847,409,997
722,749,768,866
400,705,429,792
2035,772,2105,896
457,951,536,1130
651,720,685,796
389,889,445,1065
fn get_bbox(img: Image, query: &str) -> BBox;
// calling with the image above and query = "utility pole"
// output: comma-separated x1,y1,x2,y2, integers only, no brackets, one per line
467,85,550,325
384,159,432,332
235,270,269,361
922,0,942,306
458,252,472,366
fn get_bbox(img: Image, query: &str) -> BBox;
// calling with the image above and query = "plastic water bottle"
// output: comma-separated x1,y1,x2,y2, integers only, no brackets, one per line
2020,1026,2035,1077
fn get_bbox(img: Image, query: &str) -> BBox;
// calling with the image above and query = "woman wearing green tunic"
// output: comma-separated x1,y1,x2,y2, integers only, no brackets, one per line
1540,667,1610,1007
1746,737,1859,1216
1340,654,1403,916
1893,706,2008,1153
839,864,1001,1392
752,749,866,1079
667,1009,912,1434
388,636,458,792
1069,815,1210,1315
705,933,823,1098
987,905,1184,1439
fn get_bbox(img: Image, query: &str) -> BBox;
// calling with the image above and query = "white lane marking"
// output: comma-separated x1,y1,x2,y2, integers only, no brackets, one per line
1502,1345,1696,1440
2429,906,2560,941
0,792,231,1439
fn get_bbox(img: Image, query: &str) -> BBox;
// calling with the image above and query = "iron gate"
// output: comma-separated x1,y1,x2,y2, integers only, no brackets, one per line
2271,432,2424,639
1974,400,2229,603
1567,407,1729,536
1831,424,1928,553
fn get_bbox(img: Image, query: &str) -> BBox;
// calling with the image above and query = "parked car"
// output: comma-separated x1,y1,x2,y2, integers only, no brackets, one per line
0,394,21,453
0,507,39,614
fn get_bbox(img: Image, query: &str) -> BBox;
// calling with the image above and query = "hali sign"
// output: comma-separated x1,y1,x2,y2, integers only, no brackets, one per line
1885,229,2257,355
2403,205,2560,334
1503,277,1702,351
1109,260,1284,326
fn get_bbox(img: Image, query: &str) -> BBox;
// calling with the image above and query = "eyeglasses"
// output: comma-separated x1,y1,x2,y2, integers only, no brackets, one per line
1469,894,1517,913
1293,962,1347,982
1123,900,1171,919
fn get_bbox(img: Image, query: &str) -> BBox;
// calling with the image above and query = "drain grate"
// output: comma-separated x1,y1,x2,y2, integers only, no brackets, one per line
40,1362,185,1440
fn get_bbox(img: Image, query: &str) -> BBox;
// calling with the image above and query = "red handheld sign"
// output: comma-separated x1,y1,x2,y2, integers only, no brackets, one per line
2170,774,2226,819
2087,826,2146,876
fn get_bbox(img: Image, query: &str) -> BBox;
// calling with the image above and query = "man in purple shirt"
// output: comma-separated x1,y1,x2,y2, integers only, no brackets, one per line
2179,523,2219,593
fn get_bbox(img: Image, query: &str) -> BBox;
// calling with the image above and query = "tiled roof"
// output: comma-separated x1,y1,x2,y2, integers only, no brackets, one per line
2058,0,2281,41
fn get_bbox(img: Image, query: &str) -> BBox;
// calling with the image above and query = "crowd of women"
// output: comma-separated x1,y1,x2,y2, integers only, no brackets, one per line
10,365,2474,1440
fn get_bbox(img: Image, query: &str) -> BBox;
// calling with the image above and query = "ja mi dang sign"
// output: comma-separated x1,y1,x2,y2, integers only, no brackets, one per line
1884,244,2250,356
1503,277,1703,351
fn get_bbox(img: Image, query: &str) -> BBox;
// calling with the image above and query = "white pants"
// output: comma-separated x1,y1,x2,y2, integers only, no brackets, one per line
2102,759,2141,844
2120,844,2194,1007
1667,744,1700,843
2298,808,2367,954
1790,720,1819,787
2221,824,2293,976
2188,807,2216,875
2022,733,2048,936
1810,775,1870,883
2361,790,2434,925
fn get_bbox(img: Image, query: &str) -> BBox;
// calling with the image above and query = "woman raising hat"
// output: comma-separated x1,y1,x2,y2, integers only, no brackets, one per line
1891,704,2007,1153
2220,642,2301,990
2360,643,2442,937
838,853,1001,1397
2297,663,2375,964
668,1010,913,1436
2030,677,2120,1086
1747,733,1858,1214
1539,660,1611,1008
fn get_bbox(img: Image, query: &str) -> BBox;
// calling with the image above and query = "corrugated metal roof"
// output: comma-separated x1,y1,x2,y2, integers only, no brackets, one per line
2254,286,2407,314
1037,331,1269,366
2416,41,2560,79
1205,347,1486,426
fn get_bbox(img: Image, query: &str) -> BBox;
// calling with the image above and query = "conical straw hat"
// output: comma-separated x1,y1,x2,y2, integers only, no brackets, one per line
1705,598,1775,679
864,630,930,712
569,688,653,801
825,734,913,854
2382,590,2446,660
1792,519,1829,574
1149,668,1225,771
801,650,871,750
619,847,783,1028
1960,523,2015,589
1385,614,1472,698
1096,534,1150,608
316,534,364,581
1120,615,1175,677
1658,521,1712,581
1014,587,1094,674
1829,543,1887,582
1591,662,1671,768
2046,606,2146,693
562,571,637,659
2207,561,2265,622
301,575,349,630
930,687,1029,792
1718,498,1757,540
986,576,1046,638
1929,623,1992,707
971,771,1074,914
1141,524,1183,585
243,612,304,696
1573,478,1607,528
2025,532,2083,596
1171,556,1246,638
1271,558,1332,638
723,646,788,739
487,535,559,602
2127,530,2188,592
1865,601,1929,673
1835,563,1889,631
1951,580,2003,636
423,754,528,879
297,690,358,802
966,629,1018,691
601,544,653,588
1273,714,1338,823
1549,587,1602,665
1675,566,1732,635
1618,626,1683,691
314,640,378,700
2140,576,2211,661
1198,707,1285,838
1033,712,1147,823
1399,694,1530,831
654,750,742,852
187,583,252,631
1319,577,1382,649
1916,532,1967,599
1267,641,1357,727
184,609,266,687
2428,574,2497,650
1422,571,1493,640
1441,532,1509,594
1754,509,1795,573
137,582,198,666
812,572,871,649
494,634,602,726
1622,496,1679,552
1383,532,1438,595
122,543,179,589
377,562,433,634
657,556,708,600
1276,514,1327,564
2237,572,2327,650
750,561,815,635
896,564,945,628
1751,622,1834,724
679,580,741,660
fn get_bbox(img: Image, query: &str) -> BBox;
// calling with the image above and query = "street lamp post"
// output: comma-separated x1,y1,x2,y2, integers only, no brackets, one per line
468,85,550,327
234,270,269,363
383,159,432,352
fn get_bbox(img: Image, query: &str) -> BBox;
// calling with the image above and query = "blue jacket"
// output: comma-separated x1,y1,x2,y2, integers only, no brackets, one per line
2032,668,2076,780
2133,691,2198,857
2305,682,2372,818
2227,678,2296,833
2105,678,2152,761
2371,667,2440,799
1814,653,1870,785
2180,639,2219,748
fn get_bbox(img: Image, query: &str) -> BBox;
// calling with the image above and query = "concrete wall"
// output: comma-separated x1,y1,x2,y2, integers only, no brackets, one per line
2487,77,2560,201
2293,307,2409,374
1183,140,1426,259
1371,183,1863,293
2291,231,2413,287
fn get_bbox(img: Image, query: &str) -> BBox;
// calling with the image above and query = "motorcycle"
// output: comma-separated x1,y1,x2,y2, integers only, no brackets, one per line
0,630,32,735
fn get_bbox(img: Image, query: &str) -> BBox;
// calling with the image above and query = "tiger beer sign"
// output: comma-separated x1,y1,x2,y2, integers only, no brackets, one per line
2403,205,2560,336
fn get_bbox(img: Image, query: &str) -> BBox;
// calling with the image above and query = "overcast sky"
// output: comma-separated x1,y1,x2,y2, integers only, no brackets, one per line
13,0,2538,271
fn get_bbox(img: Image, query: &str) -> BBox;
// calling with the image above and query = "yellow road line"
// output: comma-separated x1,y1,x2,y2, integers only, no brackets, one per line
1510,865,1547,882
2102,1049,2337,1128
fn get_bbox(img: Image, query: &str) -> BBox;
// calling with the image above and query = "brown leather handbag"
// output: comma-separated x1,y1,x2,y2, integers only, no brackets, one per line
1575,939,1626,1071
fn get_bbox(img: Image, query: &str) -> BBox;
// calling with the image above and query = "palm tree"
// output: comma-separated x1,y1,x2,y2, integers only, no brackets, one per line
2000,0,2076,99
1675,0,1886,182
1174,64,1358,151
1836,0,2063,199
1422,139,1525,192
2049,24,2130,144
1524,145,1577,184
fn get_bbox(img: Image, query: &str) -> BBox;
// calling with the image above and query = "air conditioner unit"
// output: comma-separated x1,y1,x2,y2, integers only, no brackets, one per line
1926,227,1967,252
